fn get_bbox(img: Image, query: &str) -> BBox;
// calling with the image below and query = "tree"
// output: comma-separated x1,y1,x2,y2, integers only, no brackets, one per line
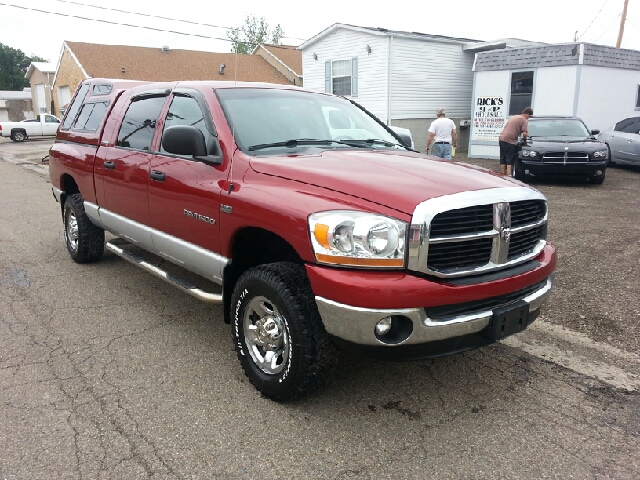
0,43,47,90
227,15,285,54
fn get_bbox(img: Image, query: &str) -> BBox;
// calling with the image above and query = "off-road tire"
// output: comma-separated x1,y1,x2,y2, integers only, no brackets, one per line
231,262,339,401
63,193,105,263
12,130,26,142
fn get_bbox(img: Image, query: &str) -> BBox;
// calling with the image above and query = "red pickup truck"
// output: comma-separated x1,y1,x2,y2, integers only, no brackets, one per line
49,78,556,401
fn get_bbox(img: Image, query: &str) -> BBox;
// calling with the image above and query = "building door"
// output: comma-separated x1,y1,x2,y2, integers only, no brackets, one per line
35,84,46,113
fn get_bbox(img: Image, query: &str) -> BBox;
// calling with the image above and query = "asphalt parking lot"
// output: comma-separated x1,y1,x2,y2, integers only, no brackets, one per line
1,138,639,479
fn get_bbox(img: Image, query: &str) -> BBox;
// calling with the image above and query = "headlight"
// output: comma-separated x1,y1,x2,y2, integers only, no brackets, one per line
309,211,407,268
522,150,537,157
593,150,607,158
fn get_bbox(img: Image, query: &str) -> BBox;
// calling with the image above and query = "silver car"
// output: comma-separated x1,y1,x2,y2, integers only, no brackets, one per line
599,116,640,166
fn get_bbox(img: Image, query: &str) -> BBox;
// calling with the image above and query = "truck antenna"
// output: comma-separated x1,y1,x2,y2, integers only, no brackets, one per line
227,47,240,194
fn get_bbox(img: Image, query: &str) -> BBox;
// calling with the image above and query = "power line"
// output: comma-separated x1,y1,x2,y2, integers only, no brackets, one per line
591,13,623,43
582,11,622,43
49,0,307,42
0,2,231,41
577,0,610,40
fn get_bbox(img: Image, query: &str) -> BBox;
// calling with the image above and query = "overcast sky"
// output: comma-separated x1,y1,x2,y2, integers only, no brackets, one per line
1,0,639,63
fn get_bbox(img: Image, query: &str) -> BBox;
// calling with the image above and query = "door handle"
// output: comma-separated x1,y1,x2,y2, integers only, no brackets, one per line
103,161,115,169
150,170,166,181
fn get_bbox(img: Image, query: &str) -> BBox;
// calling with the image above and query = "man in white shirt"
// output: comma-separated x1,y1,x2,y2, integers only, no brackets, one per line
426,108,458,159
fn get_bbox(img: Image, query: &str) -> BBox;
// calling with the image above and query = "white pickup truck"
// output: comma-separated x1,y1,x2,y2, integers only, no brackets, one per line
0,114,61,142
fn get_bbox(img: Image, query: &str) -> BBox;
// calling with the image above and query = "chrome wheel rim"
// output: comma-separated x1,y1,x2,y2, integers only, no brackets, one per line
243,296,290,375
66,211,79,252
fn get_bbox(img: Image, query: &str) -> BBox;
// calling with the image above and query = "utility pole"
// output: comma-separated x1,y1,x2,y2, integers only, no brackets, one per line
616,0,629,48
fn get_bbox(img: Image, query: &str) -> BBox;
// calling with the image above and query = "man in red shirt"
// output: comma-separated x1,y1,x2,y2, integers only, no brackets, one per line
499,107,533,176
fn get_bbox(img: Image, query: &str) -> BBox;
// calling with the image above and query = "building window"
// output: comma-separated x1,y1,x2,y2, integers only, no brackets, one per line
325,58,358,96
509,71,534,116
636,85,640,109
332,60,352,96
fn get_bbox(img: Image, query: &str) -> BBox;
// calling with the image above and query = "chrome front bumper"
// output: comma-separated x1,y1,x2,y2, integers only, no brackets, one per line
315,276,553,346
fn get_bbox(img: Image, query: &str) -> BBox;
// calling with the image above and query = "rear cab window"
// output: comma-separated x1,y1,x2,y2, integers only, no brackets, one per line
61,83,91,130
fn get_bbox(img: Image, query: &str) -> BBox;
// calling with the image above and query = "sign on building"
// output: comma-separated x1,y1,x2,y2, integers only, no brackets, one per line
471,96,505,141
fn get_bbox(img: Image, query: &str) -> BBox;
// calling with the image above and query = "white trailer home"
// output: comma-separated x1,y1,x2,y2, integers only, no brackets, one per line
469,43,640,159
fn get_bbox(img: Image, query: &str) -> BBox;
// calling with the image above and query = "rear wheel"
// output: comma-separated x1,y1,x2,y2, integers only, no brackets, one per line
231,262,339,401
63,193,105,263
12,130,26,142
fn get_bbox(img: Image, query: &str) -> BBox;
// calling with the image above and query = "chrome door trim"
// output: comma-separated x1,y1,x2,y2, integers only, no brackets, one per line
87,202,228,283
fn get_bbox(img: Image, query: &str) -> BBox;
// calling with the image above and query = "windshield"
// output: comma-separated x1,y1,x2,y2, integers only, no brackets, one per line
215,88,404,154
528,119,590,138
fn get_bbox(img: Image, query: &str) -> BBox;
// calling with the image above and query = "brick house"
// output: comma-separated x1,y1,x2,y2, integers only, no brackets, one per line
51,41,302,117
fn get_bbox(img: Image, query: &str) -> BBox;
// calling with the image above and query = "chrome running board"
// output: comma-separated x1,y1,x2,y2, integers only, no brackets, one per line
106,238,223,304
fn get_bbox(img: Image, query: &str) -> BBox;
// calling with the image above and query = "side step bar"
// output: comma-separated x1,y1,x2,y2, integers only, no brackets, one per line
105,239,223,304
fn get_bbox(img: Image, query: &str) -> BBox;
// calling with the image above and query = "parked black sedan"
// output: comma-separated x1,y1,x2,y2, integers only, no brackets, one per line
514,116,608,184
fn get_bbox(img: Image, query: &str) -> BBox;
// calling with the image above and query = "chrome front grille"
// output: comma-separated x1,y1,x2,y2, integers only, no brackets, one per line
542,152,589,164
408,188,548,278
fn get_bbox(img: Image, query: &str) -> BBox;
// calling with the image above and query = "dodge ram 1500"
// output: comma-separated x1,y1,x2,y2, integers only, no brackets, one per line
49,78,556,401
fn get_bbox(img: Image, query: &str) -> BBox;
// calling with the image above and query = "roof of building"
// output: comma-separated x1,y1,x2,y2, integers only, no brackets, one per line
0,90,32,100
257,44,303,76
57,41,295,85
299,23,479,49
24,61,57,78
475,42,640,71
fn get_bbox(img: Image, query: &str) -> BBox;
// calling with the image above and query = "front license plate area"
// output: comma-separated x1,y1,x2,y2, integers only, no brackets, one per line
483,302,529,341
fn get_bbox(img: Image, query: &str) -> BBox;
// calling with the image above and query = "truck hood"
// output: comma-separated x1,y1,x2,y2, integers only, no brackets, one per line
249,149,524,215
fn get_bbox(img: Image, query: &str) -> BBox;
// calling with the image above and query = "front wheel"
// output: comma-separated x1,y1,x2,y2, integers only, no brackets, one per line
231,262,339,401
63,193,105,263
513,159,526,181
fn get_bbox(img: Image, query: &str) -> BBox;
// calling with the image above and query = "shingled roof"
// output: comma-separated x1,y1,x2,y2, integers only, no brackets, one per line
259,44,302,76
62,41,295,84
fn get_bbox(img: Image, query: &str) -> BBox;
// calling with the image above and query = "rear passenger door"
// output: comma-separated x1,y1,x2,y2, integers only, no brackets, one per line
148,89,224,255
98,91,169,229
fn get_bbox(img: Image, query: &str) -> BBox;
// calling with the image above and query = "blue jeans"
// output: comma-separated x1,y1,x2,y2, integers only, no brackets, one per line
432,143,452,159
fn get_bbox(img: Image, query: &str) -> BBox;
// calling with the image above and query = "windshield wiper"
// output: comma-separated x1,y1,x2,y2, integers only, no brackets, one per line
248,139,368,151
345,138,404,148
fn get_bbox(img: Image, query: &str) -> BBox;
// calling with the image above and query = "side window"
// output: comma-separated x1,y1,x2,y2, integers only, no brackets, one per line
160,95,209,154
614,118,639,133
116,96,166,151
509,71,534,116
72,101,109,131
62,83,90,130
45,115,59,123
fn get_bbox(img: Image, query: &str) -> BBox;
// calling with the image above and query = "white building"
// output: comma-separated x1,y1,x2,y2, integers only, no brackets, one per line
469,43,640,159
299,24,542,152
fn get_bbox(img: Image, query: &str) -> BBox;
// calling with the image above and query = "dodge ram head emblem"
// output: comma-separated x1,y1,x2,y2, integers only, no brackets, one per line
493,202,512,264
500,224,511,242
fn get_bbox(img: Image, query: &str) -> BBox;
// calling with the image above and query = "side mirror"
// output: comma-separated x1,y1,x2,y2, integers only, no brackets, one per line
162,125,207,156
162,125,222,165
590,129,600,136
395,132,412,148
